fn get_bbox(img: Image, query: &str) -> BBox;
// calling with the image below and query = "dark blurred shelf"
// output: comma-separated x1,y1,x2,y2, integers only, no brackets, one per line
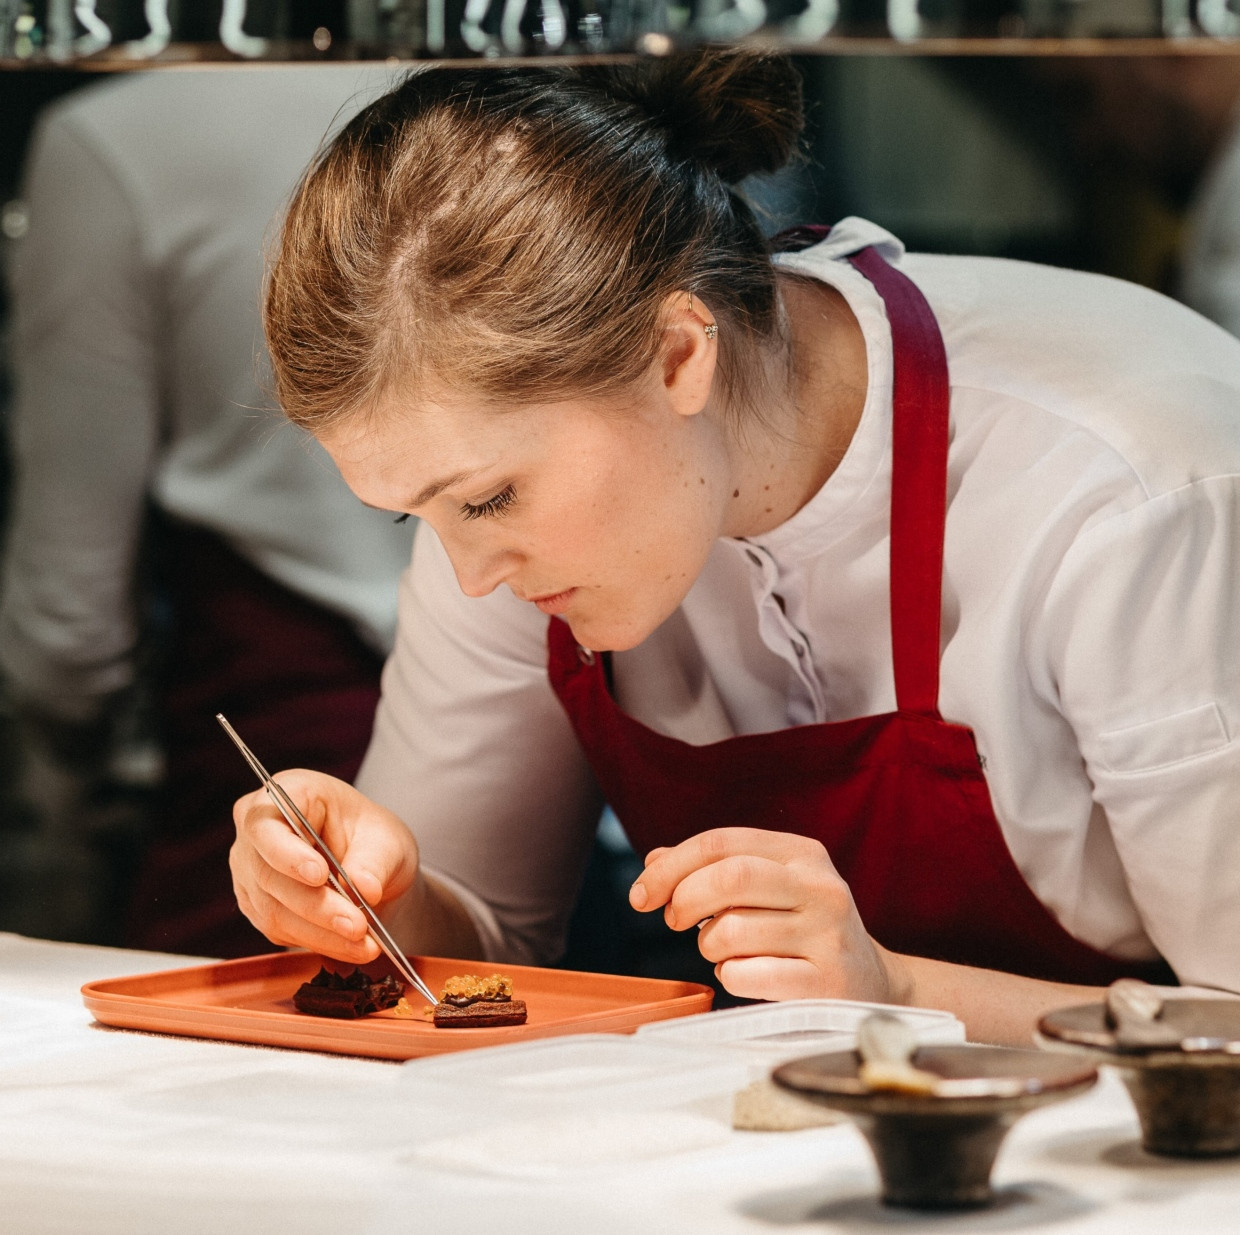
753,34,1240,53
4,34,1240,68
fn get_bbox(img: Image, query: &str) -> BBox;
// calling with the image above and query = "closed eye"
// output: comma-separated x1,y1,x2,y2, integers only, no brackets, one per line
461,485,516,521
393,513,411,524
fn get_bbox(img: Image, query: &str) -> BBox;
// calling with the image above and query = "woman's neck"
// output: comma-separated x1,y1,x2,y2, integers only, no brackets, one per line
722,275,868,538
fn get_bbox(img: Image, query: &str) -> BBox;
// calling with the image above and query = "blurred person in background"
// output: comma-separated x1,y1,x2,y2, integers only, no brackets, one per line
1043,56,1240,327
1171,63,1240,336
0,66,414,955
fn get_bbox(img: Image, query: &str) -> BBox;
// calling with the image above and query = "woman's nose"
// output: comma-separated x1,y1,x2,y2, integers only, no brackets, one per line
450,543,521,598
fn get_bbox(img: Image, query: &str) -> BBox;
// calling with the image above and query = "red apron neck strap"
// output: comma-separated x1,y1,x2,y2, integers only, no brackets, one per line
846,245,949,718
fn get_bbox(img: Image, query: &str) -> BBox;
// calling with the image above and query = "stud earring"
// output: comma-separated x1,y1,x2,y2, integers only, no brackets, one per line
704,323,718,341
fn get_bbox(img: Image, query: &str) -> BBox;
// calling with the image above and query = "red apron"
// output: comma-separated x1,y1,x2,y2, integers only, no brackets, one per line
547,238,1173,988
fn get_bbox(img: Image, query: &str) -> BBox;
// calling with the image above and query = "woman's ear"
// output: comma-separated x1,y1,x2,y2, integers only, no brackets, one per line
661,290,719,419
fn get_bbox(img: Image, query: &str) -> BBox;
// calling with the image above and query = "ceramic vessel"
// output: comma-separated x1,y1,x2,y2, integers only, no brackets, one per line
772,1045,1097,1209
1038,998,1240,1158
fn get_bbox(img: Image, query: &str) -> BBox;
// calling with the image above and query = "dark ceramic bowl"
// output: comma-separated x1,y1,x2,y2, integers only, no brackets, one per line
1038,998,1240,1158
772,1045,1097,1210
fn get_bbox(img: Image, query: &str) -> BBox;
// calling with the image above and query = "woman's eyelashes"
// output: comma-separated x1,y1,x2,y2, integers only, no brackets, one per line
460,484,516,521
392,513,411,524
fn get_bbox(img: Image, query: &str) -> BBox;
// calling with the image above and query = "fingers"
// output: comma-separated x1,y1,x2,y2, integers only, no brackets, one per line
245,877,380,966
713,955,825,1002
259,862,365,942
695,906,813,965
696,901,893,1004
667,854,810,929
630,828,828,913
333,815,417,909
228,824,369,960
233,776,329,887
631,831,843,931
696,904,869,978
229,769,419,957
627,827,892,1004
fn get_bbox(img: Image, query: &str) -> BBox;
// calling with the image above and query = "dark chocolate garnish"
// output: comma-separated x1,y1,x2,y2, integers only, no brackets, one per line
293,966,404,1019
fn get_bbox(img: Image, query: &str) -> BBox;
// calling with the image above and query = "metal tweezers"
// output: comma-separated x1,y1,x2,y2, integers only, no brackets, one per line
217,713,438,1006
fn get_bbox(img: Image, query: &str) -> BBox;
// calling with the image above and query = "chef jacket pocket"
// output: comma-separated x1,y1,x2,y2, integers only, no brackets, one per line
1097,702,1230,775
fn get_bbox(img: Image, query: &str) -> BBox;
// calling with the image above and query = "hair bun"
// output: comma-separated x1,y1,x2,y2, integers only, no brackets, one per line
583,51,804,185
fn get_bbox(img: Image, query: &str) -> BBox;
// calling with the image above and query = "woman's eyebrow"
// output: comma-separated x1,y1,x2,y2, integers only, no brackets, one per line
358,469,484,513
408,469,482,508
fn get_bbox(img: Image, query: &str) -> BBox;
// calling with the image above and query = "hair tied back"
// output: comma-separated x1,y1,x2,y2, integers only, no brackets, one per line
582,50,804,186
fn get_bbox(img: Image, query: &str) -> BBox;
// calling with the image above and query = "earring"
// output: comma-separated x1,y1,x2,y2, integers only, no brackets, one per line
704,323,718,341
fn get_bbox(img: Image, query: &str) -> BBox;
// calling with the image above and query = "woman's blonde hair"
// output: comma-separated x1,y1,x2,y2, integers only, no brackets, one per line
265,51,805,432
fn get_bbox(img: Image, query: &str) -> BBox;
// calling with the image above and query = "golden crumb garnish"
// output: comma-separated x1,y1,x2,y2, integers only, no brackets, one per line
440,973,514,1005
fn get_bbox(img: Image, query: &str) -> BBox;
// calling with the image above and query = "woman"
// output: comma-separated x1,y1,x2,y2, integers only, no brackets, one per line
231,53,1240,1044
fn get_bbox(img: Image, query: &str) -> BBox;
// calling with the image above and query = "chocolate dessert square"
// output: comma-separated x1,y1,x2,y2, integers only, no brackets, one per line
432,998,528,1028
293,966,404,1019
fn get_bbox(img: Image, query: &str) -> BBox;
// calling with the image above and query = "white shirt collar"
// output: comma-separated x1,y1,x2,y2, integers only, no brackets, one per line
735,219,901,561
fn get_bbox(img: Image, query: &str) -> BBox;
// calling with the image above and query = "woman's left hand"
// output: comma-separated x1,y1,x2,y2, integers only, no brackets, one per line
628,827,901,1004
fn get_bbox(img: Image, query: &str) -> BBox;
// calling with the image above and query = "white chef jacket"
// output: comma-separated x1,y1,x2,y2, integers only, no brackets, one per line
357,218,1240,994
0,67,414,723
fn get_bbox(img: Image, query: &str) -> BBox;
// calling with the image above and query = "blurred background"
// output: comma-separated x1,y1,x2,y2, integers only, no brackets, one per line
2,13,1239,998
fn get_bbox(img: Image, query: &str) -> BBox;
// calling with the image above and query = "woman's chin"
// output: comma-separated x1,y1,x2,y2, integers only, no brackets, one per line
564,611,653,655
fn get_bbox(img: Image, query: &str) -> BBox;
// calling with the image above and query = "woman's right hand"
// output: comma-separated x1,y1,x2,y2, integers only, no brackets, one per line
230,769,421,965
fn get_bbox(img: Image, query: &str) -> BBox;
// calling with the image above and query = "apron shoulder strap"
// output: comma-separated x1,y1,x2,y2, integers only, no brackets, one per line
770,229,950,716
847,246,949,719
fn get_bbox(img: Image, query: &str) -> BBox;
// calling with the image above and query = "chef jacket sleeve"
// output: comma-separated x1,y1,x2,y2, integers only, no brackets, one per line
0,110,160,724
354,526,604,966
1040,473,1240,992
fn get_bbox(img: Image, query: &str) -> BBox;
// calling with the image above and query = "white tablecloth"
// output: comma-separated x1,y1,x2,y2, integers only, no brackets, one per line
2,933,1239,1235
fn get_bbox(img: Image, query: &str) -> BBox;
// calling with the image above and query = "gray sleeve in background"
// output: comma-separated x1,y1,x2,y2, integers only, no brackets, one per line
1181,114,1240,341
0,111,161,724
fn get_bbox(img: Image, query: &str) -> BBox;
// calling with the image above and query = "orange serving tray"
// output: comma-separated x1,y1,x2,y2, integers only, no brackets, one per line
81,951,715,1061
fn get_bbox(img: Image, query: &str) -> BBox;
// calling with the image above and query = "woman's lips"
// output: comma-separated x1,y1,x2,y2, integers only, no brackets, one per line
531,587,577,615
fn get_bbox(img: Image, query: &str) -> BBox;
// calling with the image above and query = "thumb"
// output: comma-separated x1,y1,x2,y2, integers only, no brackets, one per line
337,816,417,908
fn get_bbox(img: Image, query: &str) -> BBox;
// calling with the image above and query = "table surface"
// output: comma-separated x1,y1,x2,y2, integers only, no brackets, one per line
4,932,1240,1235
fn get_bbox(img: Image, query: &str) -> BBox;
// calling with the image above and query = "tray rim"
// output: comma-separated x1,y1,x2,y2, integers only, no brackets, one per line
81,950,715,1060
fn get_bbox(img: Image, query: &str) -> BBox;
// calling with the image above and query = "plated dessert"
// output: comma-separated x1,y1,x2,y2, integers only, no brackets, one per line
432,973,528,1028
292,966,528,1028
292,967,405,1018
